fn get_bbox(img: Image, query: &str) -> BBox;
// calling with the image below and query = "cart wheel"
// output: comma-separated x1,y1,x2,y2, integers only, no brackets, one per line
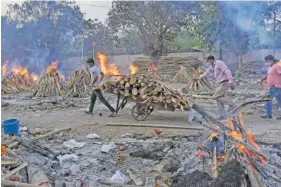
132,104,149,121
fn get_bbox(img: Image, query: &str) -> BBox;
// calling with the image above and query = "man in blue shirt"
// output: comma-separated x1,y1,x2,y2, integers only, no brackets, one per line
84,58,116,117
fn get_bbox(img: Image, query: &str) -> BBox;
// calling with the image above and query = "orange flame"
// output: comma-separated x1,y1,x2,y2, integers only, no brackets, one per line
130,64,138,74
96,52,120,75
46,61,58,73
278,60,281,66
11,65,30,80
30,73,39,81
1,60,9,75
228,129,243,140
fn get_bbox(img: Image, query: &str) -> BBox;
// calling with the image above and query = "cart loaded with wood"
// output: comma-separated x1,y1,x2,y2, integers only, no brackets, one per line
104,74,189,121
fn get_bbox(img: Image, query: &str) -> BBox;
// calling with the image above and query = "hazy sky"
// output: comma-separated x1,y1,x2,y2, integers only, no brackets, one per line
1,0,112,23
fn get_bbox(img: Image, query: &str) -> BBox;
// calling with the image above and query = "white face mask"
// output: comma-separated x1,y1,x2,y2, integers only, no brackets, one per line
265,62,272,67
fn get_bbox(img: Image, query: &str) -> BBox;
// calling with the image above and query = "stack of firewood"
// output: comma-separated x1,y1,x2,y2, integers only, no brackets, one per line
105,74,189,111
186,67,213,91
64,68,91,97
132,56,201,78
1,74,30,94
33,69,62,97
173,66,193,84
190,99,281,187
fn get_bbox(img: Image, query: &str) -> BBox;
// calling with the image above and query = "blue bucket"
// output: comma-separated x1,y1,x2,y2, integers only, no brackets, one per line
2,118,19,136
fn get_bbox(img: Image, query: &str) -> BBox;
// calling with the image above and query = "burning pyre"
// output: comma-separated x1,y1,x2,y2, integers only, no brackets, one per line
184,103,281,187
1,61,39,94
33,61,63,97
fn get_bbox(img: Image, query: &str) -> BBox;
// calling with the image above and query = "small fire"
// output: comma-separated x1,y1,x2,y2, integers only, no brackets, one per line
30,73,39,81
11,65,30,80
46,61,58,73
96,52,121,75
278,60,281,66
130,64,138,74
1,60,9,75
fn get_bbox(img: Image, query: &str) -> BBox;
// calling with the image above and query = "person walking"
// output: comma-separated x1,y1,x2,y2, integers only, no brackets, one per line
199,55,236,120
84,58,116,117
258,55,281,120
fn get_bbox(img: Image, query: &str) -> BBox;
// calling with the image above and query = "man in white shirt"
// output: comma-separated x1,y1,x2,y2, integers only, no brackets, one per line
84,58,116,117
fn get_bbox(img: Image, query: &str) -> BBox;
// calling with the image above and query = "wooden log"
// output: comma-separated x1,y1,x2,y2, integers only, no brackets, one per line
212,146,218,178
26,164,52,187
32,127,71,141
3,162,28,179
106,123,204,130
2,180,38,187
15,137,56,158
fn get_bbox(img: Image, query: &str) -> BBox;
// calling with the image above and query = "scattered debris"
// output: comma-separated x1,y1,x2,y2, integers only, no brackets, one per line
63,139,85,149
86,133,101,139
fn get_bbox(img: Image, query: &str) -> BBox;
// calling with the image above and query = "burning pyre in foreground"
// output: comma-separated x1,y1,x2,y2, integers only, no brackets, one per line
174,103,281,187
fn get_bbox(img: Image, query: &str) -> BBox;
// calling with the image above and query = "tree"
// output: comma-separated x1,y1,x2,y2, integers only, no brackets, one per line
4,1,84,63
107,1,197,57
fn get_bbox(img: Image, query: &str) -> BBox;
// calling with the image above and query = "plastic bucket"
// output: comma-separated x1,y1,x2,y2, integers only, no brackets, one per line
2,118,19,136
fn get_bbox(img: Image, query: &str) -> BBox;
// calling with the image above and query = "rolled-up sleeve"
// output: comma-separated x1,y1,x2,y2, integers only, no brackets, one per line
218,62,234,84
200,66,212,79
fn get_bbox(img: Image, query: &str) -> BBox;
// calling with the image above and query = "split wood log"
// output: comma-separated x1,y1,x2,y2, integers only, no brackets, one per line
8,128,71,149
212,146,218,178
106,123,204,130
15,137,56,158
26,163,52,187
3,162,28,179
228,96,272,115
32,127,71,140
1,180,38,187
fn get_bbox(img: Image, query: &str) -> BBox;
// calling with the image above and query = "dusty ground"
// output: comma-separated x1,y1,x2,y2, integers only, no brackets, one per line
2,92,281,143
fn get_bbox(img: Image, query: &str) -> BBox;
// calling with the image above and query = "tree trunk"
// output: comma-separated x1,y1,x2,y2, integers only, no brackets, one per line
237,53,243,77
273,11,276,56
219,40,223,60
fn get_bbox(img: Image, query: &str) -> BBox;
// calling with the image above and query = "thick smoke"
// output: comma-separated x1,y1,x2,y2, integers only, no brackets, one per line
220,1,275,46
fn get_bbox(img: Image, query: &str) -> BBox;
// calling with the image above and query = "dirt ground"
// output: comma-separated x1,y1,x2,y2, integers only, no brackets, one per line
2,93,281,143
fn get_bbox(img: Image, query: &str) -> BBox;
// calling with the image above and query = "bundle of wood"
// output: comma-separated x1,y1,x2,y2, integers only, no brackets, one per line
191,101,281,187
33,70,62,97
1,74,30,94
173,66,193,84
186,67,213,91
132,56,201,78
105,74,189,111
64,68,91,97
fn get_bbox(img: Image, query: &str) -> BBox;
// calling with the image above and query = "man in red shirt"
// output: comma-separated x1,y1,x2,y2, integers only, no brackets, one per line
258,55,281,120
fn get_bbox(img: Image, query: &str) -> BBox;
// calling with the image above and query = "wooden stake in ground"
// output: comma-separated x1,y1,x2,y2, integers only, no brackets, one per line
64,68,91,97
212,146,218,178
33,70,62,97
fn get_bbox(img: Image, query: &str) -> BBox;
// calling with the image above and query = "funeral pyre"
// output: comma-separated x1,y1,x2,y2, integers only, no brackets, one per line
178,102,281,187
1,61,39,94
64,68,91,98
104,74,189,111
33,61,63,97
173,65,213,92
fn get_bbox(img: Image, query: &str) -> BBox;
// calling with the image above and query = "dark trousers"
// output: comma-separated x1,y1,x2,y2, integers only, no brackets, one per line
89,89,115,113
